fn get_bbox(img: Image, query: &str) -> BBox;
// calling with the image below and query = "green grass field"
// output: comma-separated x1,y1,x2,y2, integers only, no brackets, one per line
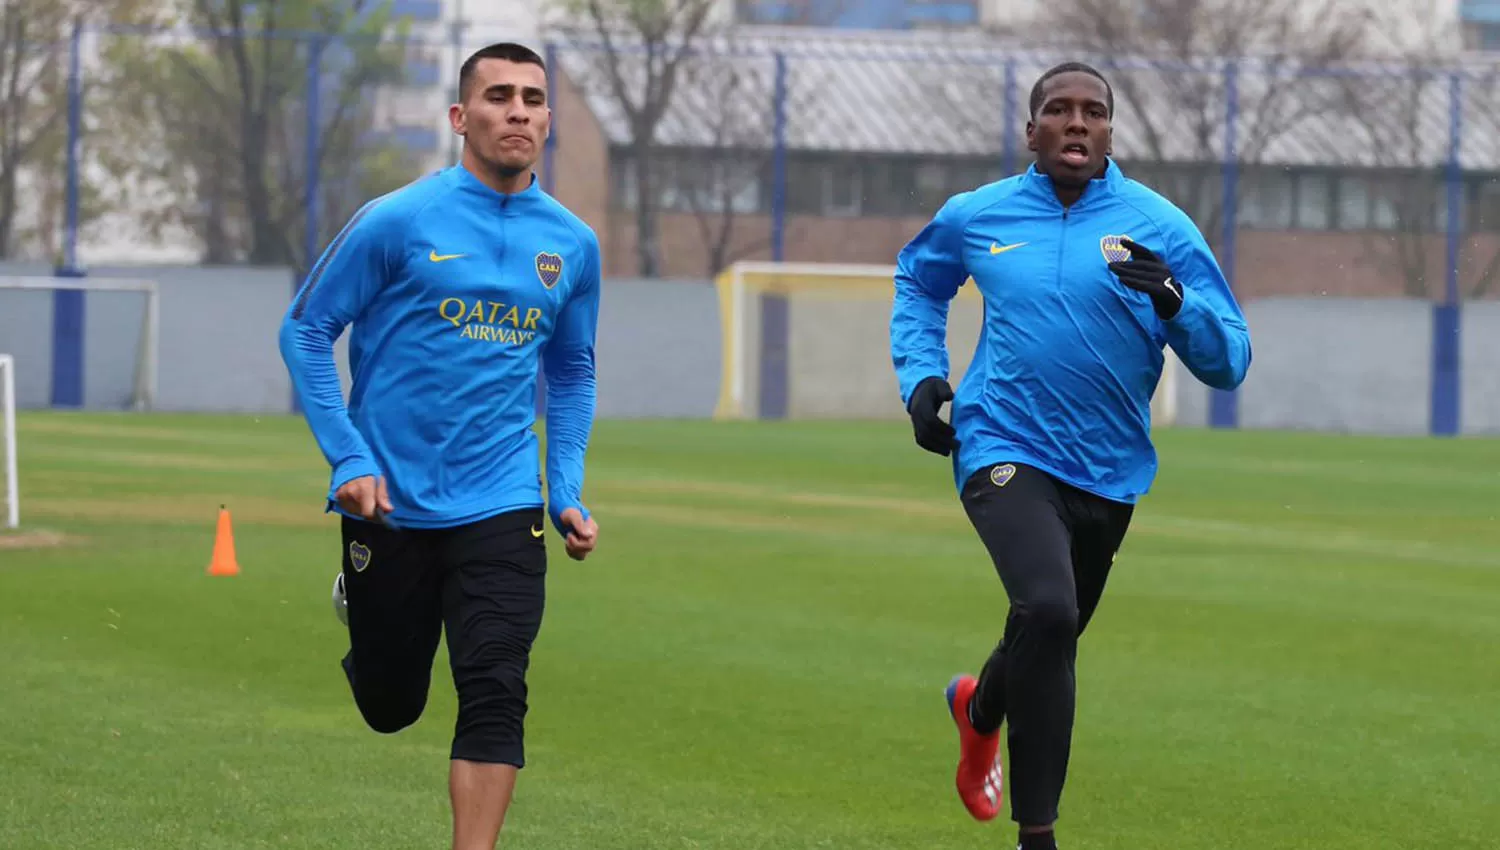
2,411,1497,849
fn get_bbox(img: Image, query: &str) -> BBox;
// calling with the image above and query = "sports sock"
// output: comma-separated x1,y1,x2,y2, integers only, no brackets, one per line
1018,829,1057,850
968,692,1000,736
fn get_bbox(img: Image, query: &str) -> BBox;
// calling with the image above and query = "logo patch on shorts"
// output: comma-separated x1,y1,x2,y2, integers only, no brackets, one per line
1100,234,1134,264
990,464,1016,488
349,541,372,573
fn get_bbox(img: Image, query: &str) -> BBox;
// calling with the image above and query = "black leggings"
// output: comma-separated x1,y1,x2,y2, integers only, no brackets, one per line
959,462,1134,827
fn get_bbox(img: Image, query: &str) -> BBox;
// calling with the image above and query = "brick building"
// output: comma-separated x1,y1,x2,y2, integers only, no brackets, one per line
538,28,1500,302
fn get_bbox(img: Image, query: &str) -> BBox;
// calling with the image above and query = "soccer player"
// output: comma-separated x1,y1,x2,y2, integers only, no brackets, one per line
278,42,600,850
889,62,1251,849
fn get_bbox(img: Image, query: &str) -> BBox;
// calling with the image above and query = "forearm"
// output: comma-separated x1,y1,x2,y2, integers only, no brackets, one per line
544,370,595,532
278,319,377,489
890,279,953,404
1165,288,1252,391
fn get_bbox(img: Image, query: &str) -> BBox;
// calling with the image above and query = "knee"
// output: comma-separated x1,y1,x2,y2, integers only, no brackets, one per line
1017,597,1079,641
451,667,529,766
357,690,427,734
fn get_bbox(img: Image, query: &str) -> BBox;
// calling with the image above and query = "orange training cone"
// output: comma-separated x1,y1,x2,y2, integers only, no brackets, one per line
208,504,240,576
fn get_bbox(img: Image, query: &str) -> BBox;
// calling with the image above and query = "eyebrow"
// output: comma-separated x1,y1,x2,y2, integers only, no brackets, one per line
483,83,547,99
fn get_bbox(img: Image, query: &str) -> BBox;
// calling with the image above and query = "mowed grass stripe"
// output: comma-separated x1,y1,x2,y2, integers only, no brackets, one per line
1,411,1496,849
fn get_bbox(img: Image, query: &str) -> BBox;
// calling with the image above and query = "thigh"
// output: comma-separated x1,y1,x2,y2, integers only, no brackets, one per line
1069,496,1135,635
341,516,444,677
959,463,1077,609
439,508,549,680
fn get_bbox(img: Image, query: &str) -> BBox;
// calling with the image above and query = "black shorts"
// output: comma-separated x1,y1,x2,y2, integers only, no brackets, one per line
337,506,548,768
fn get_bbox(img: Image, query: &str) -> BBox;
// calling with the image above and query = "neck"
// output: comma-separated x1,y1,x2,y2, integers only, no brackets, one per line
1052,184,1084,208
1036,160,1105,208
462,149,532,195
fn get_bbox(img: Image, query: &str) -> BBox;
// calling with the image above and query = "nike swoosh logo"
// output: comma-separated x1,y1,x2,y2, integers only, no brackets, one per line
530,524,545,538
429,250,466,262
990,241,1028,255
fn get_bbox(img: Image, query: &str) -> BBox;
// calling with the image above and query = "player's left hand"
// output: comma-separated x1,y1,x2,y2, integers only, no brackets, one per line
1109,238,1183,320
558,508,597,561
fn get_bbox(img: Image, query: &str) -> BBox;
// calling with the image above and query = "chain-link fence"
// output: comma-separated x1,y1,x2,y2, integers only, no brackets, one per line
6,23,1500,430
17,25,1500,299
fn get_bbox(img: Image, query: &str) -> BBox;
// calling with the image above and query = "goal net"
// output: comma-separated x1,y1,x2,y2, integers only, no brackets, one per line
2,354,17,529
0,275,159,412
712,261,1180,425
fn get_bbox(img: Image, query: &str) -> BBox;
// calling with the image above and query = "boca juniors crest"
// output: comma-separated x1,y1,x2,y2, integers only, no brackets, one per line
348,540,371,573
1099,234,1134,265
535,251,563,289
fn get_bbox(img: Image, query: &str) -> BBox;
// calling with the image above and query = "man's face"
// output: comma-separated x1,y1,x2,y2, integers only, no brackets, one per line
1026,71,1112,187
450,58,550,174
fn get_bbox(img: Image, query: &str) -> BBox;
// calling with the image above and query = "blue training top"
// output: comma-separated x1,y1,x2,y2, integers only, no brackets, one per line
280,165,600,534
890,159,1251,503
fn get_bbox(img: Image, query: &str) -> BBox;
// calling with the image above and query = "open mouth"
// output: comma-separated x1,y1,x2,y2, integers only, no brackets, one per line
1059,142,1089,166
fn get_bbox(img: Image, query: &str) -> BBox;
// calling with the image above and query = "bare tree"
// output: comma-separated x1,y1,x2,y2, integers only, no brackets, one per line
552,0,717,278
1043,0,1376,249
1339,17,1500,300
667,54,776,277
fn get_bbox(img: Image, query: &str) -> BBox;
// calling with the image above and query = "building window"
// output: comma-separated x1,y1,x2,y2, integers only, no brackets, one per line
824,160,863,216
1238,169,1294,230
1294,172,1332,230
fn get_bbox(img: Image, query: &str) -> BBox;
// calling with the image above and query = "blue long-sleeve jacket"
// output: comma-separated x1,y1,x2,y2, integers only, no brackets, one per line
279,165,600,534
891,160,1251,503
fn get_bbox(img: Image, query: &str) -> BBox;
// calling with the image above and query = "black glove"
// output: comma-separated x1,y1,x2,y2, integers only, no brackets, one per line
1108,238,1183,320
907,376,958,456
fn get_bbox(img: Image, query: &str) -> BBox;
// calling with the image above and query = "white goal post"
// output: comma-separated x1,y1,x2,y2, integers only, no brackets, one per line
0,275,159,411
2,354,17,529
712,261,1180,425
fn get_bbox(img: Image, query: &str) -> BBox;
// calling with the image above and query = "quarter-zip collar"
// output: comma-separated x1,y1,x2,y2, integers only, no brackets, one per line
1020,157,1123,212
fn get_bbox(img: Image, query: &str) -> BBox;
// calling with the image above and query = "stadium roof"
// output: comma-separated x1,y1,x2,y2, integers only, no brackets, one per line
548,27,1500,171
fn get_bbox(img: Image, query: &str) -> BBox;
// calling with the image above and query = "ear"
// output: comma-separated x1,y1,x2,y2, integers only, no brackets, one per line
1105,126,1113,156
1025,119,1037,152
448,103,465,135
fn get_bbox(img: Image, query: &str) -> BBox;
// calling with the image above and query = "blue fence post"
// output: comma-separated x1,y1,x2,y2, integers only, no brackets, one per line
542,40,558,195
451,17,466,166
759,50,790,420
1431,70,1464,437
770,51,788,262
52,21,87,408
61,21,84,276
1208,59,1240,429
291,36,325,417
304,35,324,281
1002,57,1017,176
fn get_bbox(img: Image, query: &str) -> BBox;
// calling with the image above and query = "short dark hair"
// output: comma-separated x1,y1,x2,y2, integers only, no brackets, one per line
459,42,546,100
1028,62,1113,119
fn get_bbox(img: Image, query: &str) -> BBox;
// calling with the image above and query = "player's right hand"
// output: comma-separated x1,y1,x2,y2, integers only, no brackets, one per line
908,376,959,457
558,507,597,561
335,475,394,523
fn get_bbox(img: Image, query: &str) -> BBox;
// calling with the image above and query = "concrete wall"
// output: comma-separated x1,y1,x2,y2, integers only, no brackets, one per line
2,265,1496,437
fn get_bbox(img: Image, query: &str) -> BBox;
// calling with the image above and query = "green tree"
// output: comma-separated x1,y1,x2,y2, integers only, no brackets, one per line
0,0,157,261
96,0,422,268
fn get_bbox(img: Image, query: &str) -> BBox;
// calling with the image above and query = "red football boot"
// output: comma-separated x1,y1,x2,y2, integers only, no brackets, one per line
944,674,1003,821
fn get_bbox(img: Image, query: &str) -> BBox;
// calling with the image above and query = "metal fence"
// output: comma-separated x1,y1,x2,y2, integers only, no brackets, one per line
12,26,1498,293
5,22,1500,433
